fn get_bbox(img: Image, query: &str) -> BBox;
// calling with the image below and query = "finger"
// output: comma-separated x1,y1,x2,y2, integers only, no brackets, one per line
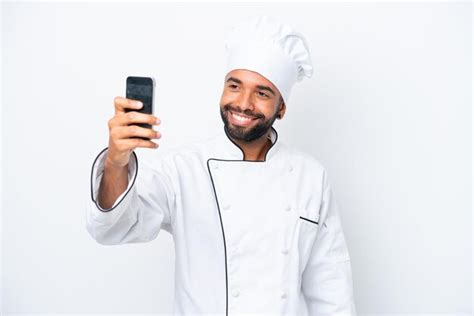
113,124,161,140
117,138,159,151
117,111,160,127
114,96,143,115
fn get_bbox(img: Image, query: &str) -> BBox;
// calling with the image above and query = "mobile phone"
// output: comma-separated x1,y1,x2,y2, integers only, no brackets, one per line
125,76,155,140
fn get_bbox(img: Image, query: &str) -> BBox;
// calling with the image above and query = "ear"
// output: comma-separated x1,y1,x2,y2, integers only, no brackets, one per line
277,97,286,119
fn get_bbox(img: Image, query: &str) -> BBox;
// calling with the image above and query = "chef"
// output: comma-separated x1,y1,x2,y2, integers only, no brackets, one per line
86,15,357,315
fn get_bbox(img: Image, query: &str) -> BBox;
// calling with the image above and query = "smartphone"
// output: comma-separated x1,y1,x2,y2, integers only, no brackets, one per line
125,76,155,140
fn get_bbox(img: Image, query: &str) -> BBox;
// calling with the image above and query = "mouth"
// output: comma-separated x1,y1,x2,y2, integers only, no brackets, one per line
228,110,258,127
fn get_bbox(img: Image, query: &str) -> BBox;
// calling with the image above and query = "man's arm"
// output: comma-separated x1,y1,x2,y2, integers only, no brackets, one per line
86,147,176,245
301,169,357,315
97,157,129,209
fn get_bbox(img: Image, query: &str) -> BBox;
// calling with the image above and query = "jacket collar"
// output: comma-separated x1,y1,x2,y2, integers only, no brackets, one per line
212,124,280,161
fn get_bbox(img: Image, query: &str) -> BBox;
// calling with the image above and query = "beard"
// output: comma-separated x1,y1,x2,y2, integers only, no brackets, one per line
220,103,279,142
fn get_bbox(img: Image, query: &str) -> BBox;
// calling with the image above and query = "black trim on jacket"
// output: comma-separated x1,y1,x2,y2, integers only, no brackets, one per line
89,146,139,212
206,126,279,316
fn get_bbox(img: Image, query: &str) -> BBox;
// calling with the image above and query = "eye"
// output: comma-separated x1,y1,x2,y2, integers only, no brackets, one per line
228,84,239,89
257,91,269,98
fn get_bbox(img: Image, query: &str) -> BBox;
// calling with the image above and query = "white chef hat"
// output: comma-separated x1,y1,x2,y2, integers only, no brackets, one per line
224,15,313,104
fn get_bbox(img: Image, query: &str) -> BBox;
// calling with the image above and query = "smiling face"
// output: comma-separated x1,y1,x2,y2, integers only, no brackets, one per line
219,69,286,142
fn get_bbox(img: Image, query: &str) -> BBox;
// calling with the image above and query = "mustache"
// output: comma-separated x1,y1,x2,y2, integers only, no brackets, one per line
223,104,264,120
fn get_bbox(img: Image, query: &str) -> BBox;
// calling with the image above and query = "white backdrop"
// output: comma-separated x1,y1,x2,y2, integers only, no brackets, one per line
1,1,472,315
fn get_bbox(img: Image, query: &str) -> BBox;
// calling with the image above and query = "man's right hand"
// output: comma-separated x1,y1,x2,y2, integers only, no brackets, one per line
106,96,162,169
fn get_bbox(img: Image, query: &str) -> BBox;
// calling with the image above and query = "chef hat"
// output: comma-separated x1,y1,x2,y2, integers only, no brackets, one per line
224,15,313,104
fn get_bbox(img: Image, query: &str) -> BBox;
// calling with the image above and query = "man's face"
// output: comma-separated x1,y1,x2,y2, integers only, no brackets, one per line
219,69,286,142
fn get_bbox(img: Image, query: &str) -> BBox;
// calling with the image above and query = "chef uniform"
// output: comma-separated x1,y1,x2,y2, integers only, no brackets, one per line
86,15,356,316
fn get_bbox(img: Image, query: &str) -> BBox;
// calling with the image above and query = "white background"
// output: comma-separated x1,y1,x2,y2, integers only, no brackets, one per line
1,1,472,315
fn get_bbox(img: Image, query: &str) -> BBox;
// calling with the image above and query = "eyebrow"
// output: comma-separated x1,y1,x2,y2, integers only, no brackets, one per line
226,76,276,96
226,77,242,85
256,85,276,96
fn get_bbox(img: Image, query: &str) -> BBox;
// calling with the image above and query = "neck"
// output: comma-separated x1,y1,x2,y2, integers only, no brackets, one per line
231,130,273,161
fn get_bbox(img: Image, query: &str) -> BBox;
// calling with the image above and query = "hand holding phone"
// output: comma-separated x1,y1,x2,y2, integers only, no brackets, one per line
105,76,161,169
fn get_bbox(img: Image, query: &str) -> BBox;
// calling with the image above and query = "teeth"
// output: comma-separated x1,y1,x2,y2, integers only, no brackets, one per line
231,112,253,122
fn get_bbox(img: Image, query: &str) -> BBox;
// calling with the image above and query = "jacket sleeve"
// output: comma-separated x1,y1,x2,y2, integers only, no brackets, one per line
301,169,357,315
85,147,176,245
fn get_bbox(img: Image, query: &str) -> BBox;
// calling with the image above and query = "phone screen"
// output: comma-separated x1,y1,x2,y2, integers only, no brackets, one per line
125,76,154,139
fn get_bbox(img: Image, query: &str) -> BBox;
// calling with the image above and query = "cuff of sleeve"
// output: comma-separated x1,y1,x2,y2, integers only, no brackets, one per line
89,147,138,223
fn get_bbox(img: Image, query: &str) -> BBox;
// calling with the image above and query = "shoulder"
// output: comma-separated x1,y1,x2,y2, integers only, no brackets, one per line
157,136,213,166
280,142,327,174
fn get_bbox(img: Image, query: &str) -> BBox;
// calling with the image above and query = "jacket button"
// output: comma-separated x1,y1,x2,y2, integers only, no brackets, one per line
281,248,289,255
285,205,291,212
288,165,293,172
231,289,240,297
281,292,287,299
223,204,231,210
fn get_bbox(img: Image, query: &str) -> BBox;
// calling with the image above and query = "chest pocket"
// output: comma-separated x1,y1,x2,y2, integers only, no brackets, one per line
293,209,321,272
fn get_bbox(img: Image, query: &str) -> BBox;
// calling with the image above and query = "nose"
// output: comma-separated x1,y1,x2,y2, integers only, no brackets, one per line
235,89,255,112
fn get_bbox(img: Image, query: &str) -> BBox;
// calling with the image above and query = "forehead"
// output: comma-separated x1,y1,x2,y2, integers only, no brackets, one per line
225,69,277,90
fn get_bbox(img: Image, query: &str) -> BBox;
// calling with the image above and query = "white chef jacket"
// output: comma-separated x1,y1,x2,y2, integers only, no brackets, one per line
86,125,357,316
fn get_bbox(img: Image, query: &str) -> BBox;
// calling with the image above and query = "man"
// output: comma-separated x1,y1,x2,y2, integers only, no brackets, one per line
87,15,357,315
